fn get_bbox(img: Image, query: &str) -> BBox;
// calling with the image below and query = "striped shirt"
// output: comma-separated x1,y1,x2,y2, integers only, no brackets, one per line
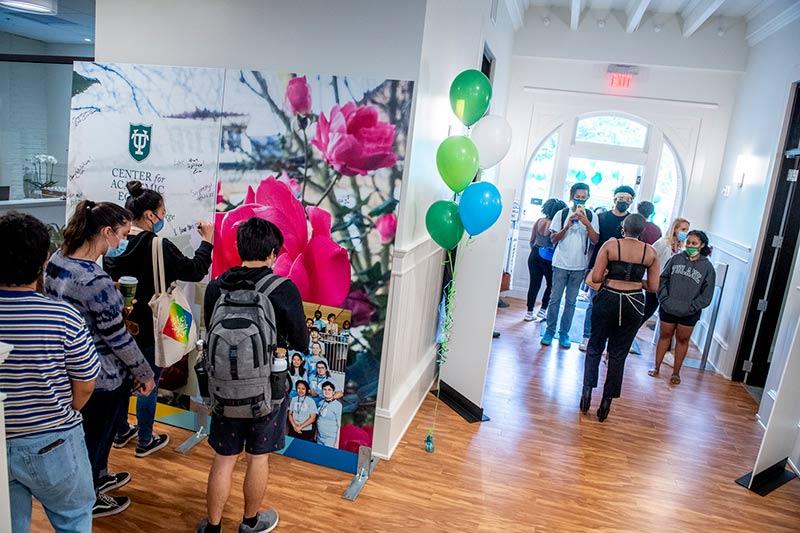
0,290,100,438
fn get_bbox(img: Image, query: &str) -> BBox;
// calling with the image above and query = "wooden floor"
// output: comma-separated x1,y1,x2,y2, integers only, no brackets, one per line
32,298,800,532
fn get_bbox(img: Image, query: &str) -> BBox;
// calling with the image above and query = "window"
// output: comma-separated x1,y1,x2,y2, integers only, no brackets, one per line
521,131,558,222
563,158,641,211
652,142,682,233
575,115,648,149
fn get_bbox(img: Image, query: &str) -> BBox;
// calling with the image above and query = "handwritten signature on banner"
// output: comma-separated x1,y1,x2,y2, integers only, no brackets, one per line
192,184,216,202
175,158,205,175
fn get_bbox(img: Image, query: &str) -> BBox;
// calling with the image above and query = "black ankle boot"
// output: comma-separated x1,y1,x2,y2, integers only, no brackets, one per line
597,397,612,422
580,386,592,413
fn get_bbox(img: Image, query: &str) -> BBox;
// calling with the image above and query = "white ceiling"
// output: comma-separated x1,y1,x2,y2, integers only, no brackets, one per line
0,0,94,45
528,0,763,18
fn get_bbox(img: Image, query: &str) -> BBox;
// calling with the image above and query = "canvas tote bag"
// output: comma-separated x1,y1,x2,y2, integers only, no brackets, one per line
149,236,198,368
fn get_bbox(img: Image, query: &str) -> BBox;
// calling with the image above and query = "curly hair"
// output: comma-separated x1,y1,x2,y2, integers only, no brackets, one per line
541,198,568,219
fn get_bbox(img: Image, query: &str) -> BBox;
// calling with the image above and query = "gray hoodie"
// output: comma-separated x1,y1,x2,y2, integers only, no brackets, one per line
657,252,716,317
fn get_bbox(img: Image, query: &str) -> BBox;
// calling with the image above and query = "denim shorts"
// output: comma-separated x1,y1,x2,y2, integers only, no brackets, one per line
7,423,94,532
209,396,290,456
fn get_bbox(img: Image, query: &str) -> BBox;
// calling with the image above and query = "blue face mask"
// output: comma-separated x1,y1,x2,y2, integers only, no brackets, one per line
573,198,587,206
677,231,688,242
152,216,164,234
105,238,128,258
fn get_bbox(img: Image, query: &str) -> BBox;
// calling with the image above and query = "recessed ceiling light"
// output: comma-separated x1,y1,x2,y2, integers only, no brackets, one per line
0,0,58,15
84,38,92,42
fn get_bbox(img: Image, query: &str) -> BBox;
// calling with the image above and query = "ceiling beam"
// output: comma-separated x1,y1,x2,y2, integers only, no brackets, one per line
504,0,526,31
570,0,582,30
625,0,653,33
682,0,728,37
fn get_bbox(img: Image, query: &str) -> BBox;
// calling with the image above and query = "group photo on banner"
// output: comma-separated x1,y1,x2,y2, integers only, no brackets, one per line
66,61,415,473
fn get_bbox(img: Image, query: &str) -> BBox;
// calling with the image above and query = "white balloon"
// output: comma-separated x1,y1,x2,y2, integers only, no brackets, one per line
471,115,512,169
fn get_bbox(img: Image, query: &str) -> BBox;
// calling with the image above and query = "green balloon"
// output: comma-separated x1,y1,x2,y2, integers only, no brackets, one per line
436,136,479,193
449,69,492,126
426,200,464,250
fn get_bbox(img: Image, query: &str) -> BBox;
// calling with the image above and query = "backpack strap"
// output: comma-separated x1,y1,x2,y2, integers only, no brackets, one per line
254,273,287,297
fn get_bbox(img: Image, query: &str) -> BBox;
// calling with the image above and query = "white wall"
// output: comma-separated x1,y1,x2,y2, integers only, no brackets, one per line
377,0,515,453
95,0,425,81
703,22,800,413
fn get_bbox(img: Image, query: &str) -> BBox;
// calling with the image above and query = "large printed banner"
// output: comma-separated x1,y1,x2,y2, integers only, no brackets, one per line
67,63,414,473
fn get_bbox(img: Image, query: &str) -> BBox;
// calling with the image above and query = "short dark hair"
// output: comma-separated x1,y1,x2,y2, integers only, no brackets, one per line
62,200,131,255
637,201,655,219
314,310,322,318
570,183,590,198
614,185,636,198
623,213,646,238
295,379,309,391
541,198,568,219
327,313,336,320
321,381,335,391
0,212,51,285
236,217,284,262
124,180,163,220
688,230,712,256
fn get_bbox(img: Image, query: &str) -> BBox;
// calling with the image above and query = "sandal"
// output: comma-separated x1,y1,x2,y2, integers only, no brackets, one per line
647,369,659,377
670,374,681,385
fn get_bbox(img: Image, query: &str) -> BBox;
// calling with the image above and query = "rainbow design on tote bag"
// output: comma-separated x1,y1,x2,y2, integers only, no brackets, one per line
162,302,193,345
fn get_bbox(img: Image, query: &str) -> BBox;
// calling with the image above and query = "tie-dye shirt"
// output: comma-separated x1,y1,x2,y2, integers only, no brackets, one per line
45,251,154,391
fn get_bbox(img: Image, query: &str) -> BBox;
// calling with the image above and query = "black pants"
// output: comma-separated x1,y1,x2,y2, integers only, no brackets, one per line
583,288,644,399
81,384,130,491
526,246,553,312
641,291,659,326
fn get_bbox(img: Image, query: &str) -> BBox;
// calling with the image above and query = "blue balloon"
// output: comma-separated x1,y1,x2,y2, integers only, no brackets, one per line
459,182,502,236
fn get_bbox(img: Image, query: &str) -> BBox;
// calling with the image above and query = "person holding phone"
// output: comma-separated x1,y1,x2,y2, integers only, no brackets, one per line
45,200,155,518
0,213,101,532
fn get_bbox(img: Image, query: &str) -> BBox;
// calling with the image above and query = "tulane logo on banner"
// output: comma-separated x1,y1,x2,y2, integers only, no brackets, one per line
129,123,152,162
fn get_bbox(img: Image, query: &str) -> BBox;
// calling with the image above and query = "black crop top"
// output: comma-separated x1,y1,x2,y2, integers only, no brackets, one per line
606,239,648,282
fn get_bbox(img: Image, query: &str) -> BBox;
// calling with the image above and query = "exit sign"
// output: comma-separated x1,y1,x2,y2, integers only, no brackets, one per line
607,64,639,90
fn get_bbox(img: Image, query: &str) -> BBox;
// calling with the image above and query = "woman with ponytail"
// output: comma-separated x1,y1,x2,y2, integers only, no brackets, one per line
649,230,716,385
103,180,213,458
45,199,155,518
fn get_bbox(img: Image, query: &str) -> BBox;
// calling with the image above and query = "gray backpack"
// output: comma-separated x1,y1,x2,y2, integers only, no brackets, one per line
205,274,288,419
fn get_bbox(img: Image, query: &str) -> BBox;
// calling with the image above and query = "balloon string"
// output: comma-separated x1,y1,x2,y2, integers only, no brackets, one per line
427,249,457,451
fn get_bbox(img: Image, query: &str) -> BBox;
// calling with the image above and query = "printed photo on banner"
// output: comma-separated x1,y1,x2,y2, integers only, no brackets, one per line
213,70,414,456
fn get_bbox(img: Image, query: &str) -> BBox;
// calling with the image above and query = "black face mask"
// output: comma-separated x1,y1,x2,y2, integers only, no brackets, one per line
616,201,630,212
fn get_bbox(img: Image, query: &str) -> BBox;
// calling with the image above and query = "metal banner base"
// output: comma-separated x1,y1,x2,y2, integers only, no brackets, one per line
175,397,210,455
342,446,379,501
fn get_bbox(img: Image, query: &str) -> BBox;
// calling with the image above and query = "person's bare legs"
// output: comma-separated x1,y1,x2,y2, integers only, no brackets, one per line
649,321,676,377
243,453,269,519
206,453,239,525
671,324,694,384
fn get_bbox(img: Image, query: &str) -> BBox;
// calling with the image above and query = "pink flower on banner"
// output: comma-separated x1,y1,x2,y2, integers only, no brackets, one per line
341,288,378,327
339,423,373,453
311,102,397,176
245,173,301,201
213,178,351,307
216,181,223,204
285,75,312,115
375,213,398,244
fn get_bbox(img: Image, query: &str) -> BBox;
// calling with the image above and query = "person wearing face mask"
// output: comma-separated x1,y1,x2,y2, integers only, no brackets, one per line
542,183,599,348
649,230,715,385
45,200,156,518
103,180,214,460
642,217,691,325
580,185,637,352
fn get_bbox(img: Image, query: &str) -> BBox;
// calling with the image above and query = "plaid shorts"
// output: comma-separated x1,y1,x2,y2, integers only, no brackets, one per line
208,396,290,456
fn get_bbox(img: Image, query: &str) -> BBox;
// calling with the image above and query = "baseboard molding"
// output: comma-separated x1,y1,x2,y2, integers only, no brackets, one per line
373,371,436,461
437,380,490,423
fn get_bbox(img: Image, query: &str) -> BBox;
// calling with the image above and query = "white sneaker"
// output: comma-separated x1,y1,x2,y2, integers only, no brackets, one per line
524,311,535,322
579,337,589,352
535,308,547,321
